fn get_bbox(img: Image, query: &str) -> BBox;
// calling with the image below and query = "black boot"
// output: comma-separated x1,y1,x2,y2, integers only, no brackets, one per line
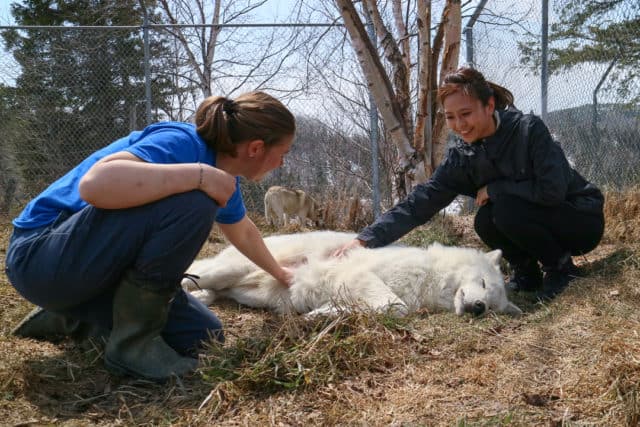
12,307,108,345
104,274,198,382
537,253,580,301
506,258,543,292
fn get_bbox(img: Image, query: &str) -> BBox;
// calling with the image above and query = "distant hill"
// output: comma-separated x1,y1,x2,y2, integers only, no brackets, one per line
547,103,639,134
545,103,640,188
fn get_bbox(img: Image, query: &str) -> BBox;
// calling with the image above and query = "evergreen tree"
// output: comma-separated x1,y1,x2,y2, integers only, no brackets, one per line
2,0,172,194
519,0,639,103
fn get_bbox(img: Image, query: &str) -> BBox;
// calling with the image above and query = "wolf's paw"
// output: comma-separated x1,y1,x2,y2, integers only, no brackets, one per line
190,289,216,306
304,305,339,319
382,302,409,317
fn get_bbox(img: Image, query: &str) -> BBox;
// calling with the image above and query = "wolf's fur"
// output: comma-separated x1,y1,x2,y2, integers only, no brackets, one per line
183,231,522,317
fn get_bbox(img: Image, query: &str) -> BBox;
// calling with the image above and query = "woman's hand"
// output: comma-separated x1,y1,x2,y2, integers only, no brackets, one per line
200,165,236,208
475,186,490,207
274,266,294,288
332,239,365,258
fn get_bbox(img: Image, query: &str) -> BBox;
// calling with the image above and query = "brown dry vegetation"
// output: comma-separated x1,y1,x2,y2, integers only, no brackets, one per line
1,190,639,426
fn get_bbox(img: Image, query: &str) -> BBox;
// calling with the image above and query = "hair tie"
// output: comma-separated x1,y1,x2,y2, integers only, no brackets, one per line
222,99,236,116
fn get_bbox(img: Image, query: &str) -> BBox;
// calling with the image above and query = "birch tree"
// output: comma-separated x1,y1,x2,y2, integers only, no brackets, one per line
335,0,462,199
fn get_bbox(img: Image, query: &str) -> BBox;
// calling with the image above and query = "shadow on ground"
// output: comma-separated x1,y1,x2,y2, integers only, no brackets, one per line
505,246,632,315
15,344,211,424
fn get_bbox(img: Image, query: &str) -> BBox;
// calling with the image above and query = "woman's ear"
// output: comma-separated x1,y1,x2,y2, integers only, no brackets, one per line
487,95,496,113
246,140,265,158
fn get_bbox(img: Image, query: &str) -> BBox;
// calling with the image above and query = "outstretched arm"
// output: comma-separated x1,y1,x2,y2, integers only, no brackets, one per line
332,238,366,258
218,216,293,287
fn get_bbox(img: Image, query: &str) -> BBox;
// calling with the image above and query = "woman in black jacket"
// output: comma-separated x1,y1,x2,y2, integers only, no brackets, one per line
335,67,605,301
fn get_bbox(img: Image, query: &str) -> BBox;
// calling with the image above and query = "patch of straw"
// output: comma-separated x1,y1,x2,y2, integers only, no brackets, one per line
196,310,420,416
604,186,640,243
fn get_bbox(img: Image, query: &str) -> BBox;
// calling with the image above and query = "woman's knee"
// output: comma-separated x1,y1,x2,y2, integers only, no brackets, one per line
473,203,499,239
569,214,605,256
157,191,218,232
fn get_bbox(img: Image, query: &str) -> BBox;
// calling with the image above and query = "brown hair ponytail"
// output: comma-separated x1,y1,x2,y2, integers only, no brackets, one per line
437,67,515,110
195,91,295,156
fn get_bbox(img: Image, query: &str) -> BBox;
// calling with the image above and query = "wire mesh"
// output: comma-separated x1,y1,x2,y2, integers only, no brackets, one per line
0,0,637,216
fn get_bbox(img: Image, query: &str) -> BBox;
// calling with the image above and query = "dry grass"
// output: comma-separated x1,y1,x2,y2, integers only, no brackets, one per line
603,186,640,243
1,189,639,426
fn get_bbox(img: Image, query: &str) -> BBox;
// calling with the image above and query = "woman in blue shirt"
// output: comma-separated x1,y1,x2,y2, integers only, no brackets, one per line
6,91,296,381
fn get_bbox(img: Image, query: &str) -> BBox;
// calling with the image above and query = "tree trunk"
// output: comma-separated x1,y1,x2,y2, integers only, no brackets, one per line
336,0,427,199
414,0,432,172
432,0,461,168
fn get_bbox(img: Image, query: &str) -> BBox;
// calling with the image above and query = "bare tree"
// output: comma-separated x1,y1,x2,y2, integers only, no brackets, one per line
334,0,462,199
152,0,315,119
158,0,223,98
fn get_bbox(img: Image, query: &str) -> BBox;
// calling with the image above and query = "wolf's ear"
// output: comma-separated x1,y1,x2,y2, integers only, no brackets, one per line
485,249,502,267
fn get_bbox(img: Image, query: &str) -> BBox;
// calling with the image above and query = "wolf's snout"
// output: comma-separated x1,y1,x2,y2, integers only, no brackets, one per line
471,300,486,316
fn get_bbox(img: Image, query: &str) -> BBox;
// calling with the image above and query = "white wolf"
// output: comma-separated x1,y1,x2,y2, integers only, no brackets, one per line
182,231,522,317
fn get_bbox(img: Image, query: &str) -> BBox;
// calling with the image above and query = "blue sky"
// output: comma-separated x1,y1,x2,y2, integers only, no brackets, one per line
0,1,14,26
0,0,297,25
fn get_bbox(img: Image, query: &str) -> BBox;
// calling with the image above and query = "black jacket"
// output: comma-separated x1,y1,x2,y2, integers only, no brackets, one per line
358,107,604,248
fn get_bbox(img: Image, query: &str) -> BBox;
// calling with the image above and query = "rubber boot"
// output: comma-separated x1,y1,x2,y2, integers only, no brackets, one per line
505,258,543,293
104,275,198,382
537,253,581,301
12,307,108,345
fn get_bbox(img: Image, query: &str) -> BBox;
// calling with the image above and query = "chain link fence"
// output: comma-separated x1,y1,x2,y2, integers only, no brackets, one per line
0,0,637,217
470,0,639,190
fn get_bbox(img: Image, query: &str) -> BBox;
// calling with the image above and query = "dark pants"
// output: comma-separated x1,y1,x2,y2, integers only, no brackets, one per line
5,191,223,354
474,194,604,267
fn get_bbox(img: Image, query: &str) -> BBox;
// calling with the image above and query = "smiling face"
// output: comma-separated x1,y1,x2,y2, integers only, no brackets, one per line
443,90,496,144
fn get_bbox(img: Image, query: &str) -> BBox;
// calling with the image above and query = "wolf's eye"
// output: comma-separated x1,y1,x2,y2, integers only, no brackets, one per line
481,279,486,289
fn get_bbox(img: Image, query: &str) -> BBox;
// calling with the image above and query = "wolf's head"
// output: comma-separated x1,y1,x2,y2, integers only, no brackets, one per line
446,248,522,317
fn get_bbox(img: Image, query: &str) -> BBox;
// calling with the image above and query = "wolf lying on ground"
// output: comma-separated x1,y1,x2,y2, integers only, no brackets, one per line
182,231,522,317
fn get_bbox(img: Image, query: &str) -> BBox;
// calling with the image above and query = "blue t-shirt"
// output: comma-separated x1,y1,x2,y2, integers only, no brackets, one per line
13,122,246,229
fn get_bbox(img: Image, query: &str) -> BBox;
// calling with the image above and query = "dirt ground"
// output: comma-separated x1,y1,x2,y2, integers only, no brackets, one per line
0,214,638,426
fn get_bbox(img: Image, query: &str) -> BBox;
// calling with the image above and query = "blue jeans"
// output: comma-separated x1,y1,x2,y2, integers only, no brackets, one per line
5,191,224,354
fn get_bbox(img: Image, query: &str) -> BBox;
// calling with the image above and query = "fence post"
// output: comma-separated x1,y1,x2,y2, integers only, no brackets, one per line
464,0,488,68
461,0,488,215
541,0,549,121
592,58,617,146
2,178,16,215
142,7,152,125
